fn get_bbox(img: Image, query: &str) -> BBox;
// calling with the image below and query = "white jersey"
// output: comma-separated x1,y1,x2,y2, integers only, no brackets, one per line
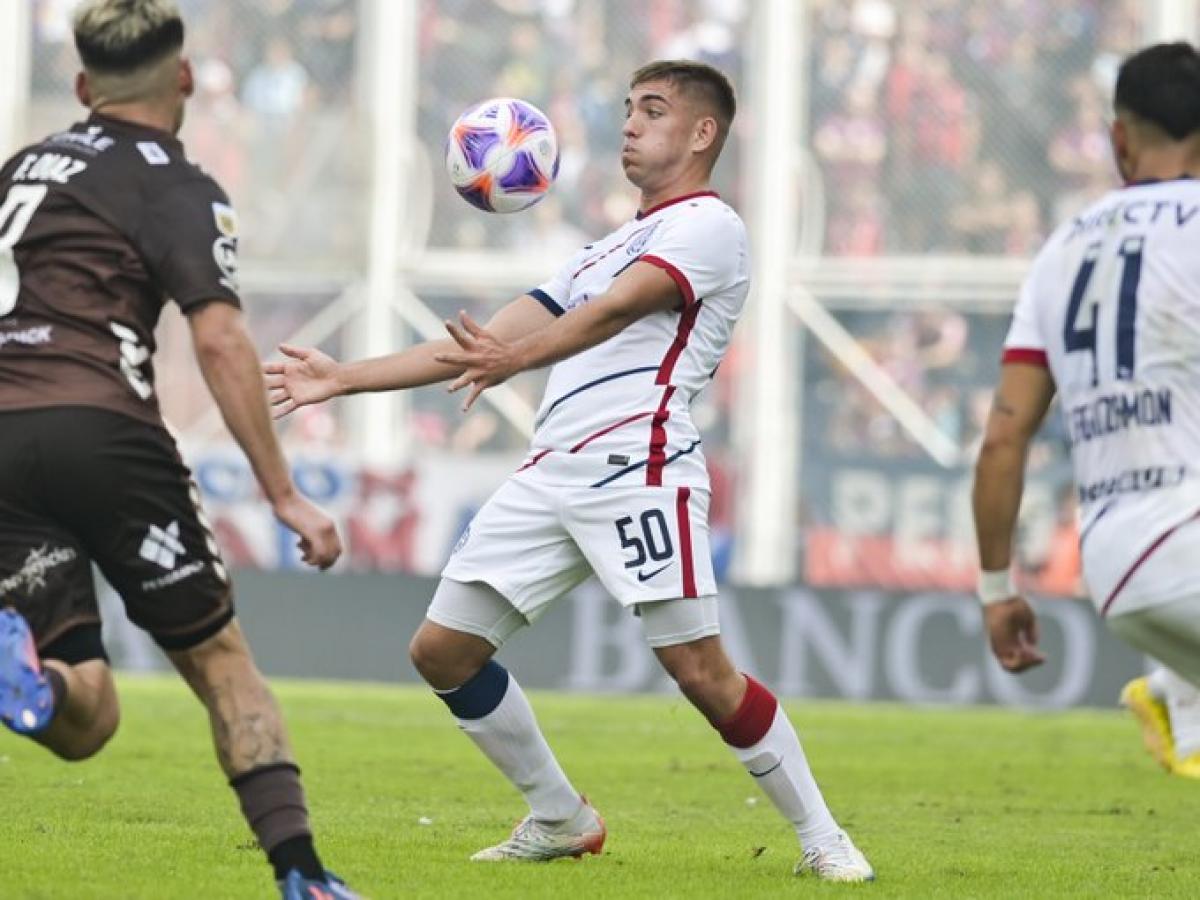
1004,178,1200,615
521,191,750,489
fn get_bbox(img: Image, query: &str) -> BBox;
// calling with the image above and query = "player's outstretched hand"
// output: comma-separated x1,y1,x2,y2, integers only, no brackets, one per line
263,344,343,419
271,491,342,570
435,311,520,412
984,596,1046,673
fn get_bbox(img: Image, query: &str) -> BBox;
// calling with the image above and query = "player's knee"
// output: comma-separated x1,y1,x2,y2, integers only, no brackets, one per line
409,630,479,690
408,631,443,684
51,703,120,761
666,657,720,702
167,620,255,690
660,644,739,709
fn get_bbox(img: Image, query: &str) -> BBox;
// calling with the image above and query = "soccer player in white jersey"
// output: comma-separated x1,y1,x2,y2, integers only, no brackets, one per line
266,60,873,881
973,43,1200,778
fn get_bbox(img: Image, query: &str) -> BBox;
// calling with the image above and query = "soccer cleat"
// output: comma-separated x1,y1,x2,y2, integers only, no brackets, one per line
278,869,362,900
794,831,875,883
0,608,55,735
1119,676,1175,771
470,798,606,862
1174,752,1200,779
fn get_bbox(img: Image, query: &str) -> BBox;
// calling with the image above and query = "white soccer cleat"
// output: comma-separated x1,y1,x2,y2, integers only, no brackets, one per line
471,799,606,862
794,831,875,883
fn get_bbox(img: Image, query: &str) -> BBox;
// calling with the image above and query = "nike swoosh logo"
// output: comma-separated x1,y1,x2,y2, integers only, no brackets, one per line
636,563,672,582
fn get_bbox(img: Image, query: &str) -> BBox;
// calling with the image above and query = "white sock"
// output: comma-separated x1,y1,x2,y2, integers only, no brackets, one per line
453,674,582,823
1160,667,1200,758
1147,667,1171,701
729,705,840,849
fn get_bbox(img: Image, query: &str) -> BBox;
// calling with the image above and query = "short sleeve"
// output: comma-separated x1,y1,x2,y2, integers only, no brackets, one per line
1002,259,1049,367
137,175,242,313
638,207,746,307
529,248,588,317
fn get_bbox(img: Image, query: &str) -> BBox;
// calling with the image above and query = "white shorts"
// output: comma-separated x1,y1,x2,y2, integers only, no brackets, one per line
1107,594,1200,689
441,476,716,621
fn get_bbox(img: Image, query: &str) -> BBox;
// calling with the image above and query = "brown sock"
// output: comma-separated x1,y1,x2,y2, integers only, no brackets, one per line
229,763,323,880
44,667,68,707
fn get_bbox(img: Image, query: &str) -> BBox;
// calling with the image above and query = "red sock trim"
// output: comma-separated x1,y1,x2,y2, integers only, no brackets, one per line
715,674,778,749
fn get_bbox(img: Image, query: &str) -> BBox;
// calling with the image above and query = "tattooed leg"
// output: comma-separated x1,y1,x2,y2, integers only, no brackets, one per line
168,619,326,880
166,619,293,776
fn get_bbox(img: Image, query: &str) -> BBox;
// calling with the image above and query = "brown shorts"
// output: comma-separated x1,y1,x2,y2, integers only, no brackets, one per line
0,406,234,654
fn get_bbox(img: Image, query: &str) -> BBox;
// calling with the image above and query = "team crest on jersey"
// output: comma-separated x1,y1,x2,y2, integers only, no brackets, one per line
625,221,661,257
210,204,240,289
211,202,239,237
136,141,170,165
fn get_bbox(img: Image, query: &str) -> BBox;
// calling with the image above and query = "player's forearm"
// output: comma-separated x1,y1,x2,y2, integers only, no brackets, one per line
972,440,1028,571
196,329,297,506
510,302,636,373
338,339,463,394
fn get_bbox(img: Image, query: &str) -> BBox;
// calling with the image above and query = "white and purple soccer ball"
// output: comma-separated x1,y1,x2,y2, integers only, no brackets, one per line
444,98,559,214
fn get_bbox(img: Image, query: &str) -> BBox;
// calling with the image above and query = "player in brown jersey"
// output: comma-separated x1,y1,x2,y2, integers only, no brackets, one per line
0,2,359,897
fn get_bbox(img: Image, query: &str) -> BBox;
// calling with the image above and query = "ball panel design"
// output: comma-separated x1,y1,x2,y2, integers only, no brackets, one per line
445,98,559,214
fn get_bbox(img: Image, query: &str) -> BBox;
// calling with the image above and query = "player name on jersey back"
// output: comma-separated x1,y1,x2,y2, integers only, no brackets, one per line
0,114,241,426
519,192,750,489
1004,177,1200,611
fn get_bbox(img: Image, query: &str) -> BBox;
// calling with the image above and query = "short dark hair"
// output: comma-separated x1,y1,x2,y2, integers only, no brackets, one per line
1115,42,1200,141
630,60,737,153
73,0,185,73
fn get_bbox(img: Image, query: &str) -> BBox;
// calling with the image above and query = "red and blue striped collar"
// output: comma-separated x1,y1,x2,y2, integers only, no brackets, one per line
636,190,721,220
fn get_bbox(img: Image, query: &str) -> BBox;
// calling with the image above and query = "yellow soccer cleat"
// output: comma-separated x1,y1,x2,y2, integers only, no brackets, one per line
1171,751,1200,779
1120,677,1175,771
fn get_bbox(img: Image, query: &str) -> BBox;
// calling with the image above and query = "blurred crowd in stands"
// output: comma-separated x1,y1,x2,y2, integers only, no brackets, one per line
811,0,1143,255
32,0,362,263
808,306,1068,466
31,0,747,259
31,0,1147,258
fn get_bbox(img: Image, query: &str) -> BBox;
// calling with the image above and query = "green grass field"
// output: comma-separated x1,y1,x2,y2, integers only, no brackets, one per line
0,676,1194,899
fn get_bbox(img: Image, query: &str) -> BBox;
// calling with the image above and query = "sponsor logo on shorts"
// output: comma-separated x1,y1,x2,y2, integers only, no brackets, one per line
0,545,78,595
636,562,671,582
139,521,186,570
141,560,206,593
0,325,53,348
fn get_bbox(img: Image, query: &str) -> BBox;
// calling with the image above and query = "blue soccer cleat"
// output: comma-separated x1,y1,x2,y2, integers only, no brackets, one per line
0,608,55,735
279,869,362,900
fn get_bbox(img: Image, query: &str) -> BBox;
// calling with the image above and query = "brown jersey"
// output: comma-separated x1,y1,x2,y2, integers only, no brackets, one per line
0,112,241,426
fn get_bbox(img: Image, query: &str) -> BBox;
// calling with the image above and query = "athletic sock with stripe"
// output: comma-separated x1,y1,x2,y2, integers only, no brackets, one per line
713,674,840,849
437,659,582,823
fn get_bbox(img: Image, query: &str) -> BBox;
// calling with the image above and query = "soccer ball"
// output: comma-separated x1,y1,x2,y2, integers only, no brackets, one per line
445,98,559,213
